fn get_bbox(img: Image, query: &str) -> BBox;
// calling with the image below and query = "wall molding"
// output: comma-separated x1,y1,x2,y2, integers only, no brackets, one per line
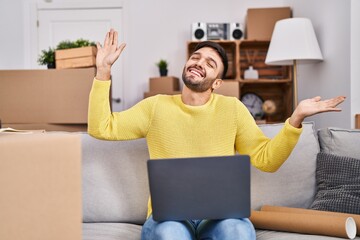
37,0,123,10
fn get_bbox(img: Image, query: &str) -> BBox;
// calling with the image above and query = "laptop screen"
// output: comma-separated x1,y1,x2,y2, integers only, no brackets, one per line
147,155,250,221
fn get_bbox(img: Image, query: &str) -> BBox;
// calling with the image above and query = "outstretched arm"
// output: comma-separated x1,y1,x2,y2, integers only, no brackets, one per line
88,29,154,140
95,29,126,80
289,96,346,128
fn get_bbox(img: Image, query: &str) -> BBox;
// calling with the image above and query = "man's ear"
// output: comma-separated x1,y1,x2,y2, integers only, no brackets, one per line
212,79,223,90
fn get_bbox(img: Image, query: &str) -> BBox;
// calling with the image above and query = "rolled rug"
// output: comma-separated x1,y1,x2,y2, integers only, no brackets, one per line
250,210,356,239
261,205,360,236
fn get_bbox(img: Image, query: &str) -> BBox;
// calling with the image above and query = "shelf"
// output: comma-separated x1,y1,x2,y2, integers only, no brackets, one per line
239,40,291,81
187,40,294,123
239,79,292,84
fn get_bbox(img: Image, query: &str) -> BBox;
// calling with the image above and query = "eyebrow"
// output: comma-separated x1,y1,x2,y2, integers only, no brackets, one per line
192,52,218,68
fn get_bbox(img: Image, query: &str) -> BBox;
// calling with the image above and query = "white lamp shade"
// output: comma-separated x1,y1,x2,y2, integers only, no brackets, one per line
265,18,323,65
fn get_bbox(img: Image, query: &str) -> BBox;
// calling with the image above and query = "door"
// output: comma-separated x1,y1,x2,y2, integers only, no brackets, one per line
37,5,124,111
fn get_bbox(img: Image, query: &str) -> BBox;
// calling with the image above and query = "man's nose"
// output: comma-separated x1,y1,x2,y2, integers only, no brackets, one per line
196,58,205,68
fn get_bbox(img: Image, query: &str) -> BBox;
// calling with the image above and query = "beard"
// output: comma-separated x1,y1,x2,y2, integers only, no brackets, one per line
182,67,215,93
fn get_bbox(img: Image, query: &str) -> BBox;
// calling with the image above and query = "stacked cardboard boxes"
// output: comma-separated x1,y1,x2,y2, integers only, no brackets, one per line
55,46,97,69
144,76,181,98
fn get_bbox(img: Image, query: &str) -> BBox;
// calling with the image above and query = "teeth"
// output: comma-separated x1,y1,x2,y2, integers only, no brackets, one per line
190,69,202,77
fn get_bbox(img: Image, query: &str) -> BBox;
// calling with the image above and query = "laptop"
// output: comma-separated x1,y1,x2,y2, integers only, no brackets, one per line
147,155,251,221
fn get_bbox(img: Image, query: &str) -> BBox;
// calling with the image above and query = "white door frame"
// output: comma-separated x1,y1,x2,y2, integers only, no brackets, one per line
24,0,124,69
24,0,127,110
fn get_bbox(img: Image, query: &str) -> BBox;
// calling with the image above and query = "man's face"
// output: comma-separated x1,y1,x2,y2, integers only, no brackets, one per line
182,47,224,93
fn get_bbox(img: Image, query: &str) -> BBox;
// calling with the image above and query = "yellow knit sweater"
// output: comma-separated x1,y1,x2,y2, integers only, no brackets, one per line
88,79,302,217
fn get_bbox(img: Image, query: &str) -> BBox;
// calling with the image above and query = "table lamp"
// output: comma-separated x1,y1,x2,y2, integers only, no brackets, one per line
265,18,323,109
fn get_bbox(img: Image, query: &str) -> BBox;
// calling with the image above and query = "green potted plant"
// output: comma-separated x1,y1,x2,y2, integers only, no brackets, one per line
56,39,96,50
156,59,168,77
37,47,55,69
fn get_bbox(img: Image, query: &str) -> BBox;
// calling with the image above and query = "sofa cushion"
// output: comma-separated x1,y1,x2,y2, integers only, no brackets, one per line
310,152,360,214
251,122,319,210
81,134,150,224
318,128,360,159
83,223,142,240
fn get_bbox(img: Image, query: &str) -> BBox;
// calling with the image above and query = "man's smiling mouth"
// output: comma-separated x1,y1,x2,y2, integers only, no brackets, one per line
188,68,205,78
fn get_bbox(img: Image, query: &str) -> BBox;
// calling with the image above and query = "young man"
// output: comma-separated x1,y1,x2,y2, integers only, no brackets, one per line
88,29,345,240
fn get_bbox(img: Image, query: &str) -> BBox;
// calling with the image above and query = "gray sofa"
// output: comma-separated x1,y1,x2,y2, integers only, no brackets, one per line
81,122,360,240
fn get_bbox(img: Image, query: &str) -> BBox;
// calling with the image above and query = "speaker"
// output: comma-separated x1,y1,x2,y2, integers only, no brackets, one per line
192,22,207,41
230,23,244,40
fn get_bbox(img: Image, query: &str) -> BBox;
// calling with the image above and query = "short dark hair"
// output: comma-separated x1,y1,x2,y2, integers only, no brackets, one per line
193,41,228,79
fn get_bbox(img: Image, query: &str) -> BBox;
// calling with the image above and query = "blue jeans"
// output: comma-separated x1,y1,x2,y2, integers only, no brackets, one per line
141,216,256,240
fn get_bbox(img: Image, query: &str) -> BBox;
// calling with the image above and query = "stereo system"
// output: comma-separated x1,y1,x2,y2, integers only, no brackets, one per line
192,22,244,41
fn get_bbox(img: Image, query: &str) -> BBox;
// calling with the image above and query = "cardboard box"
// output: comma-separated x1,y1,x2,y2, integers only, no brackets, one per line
0,68,95,124
55,46,97,69
149,76,180,93
56,56,96,69
246,7,292,40
356,114,360,129
214,80,240,98
144,91,181,98
0,133,82,240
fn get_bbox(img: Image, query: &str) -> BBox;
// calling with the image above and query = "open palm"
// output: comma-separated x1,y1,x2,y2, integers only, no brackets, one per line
297,96,345,117
290,95,346,128
96,29,126,71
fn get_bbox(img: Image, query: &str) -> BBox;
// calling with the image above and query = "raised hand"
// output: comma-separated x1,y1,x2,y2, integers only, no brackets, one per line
95,29,126,80
289,96,346,128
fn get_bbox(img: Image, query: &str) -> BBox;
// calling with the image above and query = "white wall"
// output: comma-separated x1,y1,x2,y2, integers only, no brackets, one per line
0,0,356,128
351,0,360,127
289,0,352,129
0,0,25,69
122,0,288,108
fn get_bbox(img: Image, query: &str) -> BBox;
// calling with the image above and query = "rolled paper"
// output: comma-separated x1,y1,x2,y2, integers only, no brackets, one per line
250,210,356,239
261,205,360,236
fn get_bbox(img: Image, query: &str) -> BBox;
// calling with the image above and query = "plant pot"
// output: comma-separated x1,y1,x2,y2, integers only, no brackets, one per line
47,62,56,69
159,68,168,77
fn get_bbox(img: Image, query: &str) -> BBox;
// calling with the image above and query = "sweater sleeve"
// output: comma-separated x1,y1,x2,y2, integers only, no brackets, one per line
234,101,302,172
87,79,157,140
